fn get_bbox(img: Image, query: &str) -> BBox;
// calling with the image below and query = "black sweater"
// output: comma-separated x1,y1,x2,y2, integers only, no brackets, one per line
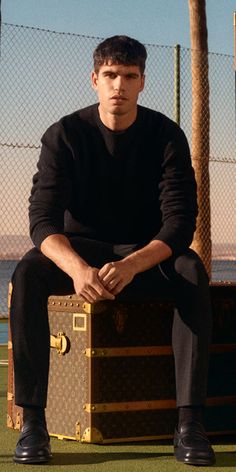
29,104,198,254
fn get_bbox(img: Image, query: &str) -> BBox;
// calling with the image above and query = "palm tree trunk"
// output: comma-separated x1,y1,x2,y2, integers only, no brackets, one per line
188,0,211,277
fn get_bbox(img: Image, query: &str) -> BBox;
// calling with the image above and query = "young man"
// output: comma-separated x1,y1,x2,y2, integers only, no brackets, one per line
10,35,215,465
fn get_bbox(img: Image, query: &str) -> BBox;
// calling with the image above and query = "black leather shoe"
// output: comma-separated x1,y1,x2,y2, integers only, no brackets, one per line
13,419,52,464
174,422,215,466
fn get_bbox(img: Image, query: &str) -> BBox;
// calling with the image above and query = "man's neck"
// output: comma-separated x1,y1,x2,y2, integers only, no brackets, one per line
98,105,138,131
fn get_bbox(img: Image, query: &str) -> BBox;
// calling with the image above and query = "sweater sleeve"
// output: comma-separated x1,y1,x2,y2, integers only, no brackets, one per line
29,121,72,248
152,123,198,254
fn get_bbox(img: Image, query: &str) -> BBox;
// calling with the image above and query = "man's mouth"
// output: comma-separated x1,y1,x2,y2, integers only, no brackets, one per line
110,95,127,101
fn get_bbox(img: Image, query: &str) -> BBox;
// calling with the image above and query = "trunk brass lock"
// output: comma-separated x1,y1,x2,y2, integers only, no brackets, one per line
50,332,70,355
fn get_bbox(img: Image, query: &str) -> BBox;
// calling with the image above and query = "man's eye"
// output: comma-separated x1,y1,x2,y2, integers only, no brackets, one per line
105,73,116,79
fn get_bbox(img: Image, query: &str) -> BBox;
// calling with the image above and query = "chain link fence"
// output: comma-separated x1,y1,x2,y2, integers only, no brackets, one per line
0,23,235,314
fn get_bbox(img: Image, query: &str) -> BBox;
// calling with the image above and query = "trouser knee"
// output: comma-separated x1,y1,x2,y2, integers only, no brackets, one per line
12,249,52,291
160,250,212,331
173,250,209,288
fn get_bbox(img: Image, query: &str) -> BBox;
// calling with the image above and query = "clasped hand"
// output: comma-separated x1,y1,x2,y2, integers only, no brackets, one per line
73,259,135,303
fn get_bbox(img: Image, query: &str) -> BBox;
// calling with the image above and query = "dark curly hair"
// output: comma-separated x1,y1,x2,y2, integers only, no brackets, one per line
93,35,147,74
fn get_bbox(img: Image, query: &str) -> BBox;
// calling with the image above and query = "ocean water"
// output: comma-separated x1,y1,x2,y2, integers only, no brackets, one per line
0,260,18,313
0,320,8,344
0,259,235,344
0,260,18,344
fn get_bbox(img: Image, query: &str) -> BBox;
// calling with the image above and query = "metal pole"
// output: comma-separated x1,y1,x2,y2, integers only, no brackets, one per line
234,12,236,126
0,0,2,59
234,12,236,71
174,44,181,125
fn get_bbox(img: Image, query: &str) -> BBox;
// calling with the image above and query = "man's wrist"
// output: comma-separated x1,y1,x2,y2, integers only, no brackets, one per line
122,240,172,275
121,253,142,277
67,256,89,279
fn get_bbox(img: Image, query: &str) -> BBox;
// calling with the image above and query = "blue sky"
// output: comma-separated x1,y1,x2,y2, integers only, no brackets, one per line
0,1,235,248
2,0,235,55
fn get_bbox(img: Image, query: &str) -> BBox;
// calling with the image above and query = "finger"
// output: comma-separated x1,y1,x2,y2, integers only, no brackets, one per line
81,289,106,303
101,275,117,288
80,290,95,303
107,278,119,290
98,262,116,279
103,279,121,293
99,265,121,286
100,273,110,284
100,286,115,300
88,281,115,300
111,281,125,295
84,285,106,302
84,282,115,301
91,277,116,299
98,265,110,279
82,270,116,301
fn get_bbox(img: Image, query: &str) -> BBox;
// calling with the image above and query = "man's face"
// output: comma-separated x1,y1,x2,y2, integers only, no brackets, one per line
91,62,145,118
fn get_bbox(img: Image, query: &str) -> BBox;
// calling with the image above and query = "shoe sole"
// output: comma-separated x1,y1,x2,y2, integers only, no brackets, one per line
13,454,52,464
176,456,215,466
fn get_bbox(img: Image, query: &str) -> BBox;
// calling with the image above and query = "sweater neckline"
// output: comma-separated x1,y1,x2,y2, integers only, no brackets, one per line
93,103,141,136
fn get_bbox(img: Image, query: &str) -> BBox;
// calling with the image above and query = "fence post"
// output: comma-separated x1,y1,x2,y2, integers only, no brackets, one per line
174,44,181,125
234,12,236,125
234,12,236,70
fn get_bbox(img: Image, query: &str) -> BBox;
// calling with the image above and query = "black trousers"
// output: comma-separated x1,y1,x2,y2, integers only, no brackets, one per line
10,236,212,409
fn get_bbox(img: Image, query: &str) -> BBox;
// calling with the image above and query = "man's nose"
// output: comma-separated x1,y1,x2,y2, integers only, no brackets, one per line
114,76,125,92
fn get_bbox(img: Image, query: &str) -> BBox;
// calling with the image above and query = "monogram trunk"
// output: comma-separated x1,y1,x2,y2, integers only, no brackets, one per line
7,282,236,442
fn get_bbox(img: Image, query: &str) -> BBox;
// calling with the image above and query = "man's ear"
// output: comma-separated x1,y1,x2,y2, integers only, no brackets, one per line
91,71,98,90
140,74,145,92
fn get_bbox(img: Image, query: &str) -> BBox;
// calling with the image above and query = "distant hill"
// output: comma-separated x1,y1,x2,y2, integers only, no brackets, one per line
0,235,235,260
0,235,33,259
212,243,236,260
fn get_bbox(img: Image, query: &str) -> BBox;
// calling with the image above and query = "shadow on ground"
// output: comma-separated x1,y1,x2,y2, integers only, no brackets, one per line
0,451,170,466
52,451,171,465
2,451,236,468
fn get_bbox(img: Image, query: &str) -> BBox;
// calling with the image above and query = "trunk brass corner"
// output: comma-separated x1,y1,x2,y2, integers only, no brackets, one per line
7,414,14,428
81,427,103,443
8,282,13,308
7,392,14,401
15,411,22,430
83,301,107,314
